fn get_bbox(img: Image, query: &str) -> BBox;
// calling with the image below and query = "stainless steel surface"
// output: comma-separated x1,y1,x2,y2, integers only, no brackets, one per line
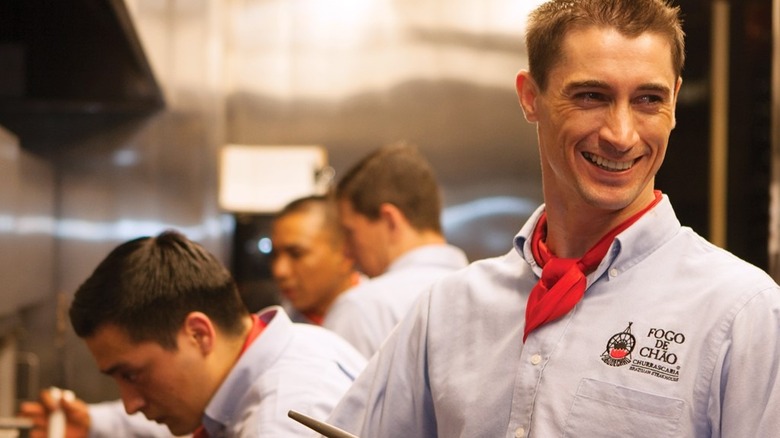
0,127,53,318
12,0,229,403
0,336,17,418
0,127,53,414
223,0,545,260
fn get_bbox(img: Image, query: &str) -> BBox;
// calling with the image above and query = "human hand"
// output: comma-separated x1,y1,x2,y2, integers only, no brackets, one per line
17,388,91,438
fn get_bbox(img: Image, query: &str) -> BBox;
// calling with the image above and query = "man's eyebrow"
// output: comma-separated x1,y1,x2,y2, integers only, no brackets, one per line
564,80,610,91
564,80,671,94
636,83,673,94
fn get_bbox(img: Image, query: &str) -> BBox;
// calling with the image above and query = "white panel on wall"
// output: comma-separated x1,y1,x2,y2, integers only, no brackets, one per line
218,144,329,213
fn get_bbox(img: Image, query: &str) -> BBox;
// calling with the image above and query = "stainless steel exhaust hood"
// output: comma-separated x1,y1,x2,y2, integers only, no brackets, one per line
0,0,164,149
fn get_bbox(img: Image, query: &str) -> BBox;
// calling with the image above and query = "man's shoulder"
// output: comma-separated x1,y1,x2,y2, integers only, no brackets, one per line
334,266,438,303
436,247,527,287
673,227,776,285
247,320,366,382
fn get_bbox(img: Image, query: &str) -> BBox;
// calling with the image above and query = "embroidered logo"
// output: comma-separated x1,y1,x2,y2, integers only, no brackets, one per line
601,323,684,382
601,322,635,367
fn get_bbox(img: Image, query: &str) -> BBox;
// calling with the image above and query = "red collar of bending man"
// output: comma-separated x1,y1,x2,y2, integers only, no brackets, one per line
524,191,663,342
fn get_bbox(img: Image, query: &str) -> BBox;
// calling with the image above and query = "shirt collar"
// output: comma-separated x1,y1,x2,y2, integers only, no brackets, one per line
386,243,469,273
514,195,680,283
201,306,294,437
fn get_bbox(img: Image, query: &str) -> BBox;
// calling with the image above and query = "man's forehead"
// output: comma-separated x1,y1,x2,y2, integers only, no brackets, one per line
87,324,174,372
274,213,325,237
85,324,139,366
551,27,677,84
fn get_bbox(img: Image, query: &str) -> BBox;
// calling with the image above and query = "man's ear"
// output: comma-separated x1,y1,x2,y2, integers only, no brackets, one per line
182,312,216,355
378,203,406,234
670,76,683,130
516,70,541,123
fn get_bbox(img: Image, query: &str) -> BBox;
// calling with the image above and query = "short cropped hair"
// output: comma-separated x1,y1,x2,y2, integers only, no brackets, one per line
276,195,344,248
69,230,248,349
335,142,443,233
526,0,685,91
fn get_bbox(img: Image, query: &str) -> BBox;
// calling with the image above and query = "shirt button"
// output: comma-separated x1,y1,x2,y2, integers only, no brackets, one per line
530,354,542,365
609,268,619,278
515,427,526,437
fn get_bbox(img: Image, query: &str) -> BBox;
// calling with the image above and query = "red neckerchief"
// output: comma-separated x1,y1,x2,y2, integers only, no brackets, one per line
193,314,266,438
523,191,663,342
305,313,325,326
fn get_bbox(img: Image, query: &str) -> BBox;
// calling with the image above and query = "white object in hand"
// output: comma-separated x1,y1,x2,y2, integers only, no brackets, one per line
48,387,75,438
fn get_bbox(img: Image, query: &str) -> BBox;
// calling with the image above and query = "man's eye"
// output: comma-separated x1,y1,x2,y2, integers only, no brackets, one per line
636,95,663,105
116,371,141,383
576,92,606,104
120,371,139,383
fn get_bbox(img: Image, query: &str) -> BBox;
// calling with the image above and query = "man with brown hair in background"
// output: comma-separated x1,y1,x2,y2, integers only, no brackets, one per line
323,142,469,357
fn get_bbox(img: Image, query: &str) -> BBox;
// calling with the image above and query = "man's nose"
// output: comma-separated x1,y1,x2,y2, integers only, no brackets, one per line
601,103,640,150
271,254,291,279
119,384,146,415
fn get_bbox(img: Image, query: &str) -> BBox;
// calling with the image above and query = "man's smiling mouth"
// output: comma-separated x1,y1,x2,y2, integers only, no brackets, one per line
583,152,636,172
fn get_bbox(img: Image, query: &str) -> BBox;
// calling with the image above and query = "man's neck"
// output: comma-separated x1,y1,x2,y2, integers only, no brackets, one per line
389,229,445,263
543,194,657,259
214,315,255,380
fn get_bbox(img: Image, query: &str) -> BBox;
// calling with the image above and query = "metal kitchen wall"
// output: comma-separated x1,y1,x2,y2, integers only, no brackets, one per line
0,127,54,418
224,0,545,261
9,0,229,404
10,0,543,405
4,0,776,408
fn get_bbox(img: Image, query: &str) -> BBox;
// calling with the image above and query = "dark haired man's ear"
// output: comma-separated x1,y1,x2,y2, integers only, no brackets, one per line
183,312,216,355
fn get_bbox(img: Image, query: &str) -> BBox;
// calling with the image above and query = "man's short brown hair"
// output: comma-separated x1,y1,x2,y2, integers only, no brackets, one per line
335,142,443,233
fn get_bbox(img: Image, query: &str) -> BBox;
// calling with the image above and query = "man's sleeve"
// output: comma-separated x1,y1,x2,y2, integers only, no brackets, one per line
714,286,780,437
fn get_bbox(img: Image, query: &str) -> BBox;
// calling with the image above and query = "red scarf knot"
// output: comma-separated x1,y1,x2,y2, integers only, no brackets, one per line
523,191,662,342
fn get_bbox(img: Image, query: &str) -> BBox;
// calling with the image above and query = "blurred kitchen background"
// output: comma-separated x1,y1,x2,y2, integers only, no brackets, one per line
0,0,774,413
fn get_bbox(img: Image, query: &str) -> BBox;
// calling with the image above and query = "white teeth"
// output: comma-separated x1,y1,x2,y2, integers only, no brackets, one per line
583,152,633,171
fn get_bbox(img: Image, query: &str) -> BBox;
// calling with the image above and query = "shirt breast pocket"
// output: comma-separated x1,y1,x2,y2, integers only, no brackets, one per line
562,378,684,437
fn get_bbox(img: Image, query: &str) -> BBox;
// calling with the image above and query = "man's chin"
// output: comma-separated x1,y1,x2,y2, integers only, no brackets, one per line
159,419,197,437
168,426,195,437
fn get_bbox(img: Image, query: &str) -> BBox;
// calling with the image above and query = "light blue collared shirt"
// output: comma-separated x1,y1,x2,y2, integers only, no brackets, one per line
328,195,780,437
323,244,469,358
89,306,366,438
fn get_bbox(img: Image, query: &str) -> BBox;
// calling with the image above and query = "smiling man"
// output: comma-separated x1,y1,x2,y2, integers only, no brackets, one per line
325,0,780,436
63,230,365,437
